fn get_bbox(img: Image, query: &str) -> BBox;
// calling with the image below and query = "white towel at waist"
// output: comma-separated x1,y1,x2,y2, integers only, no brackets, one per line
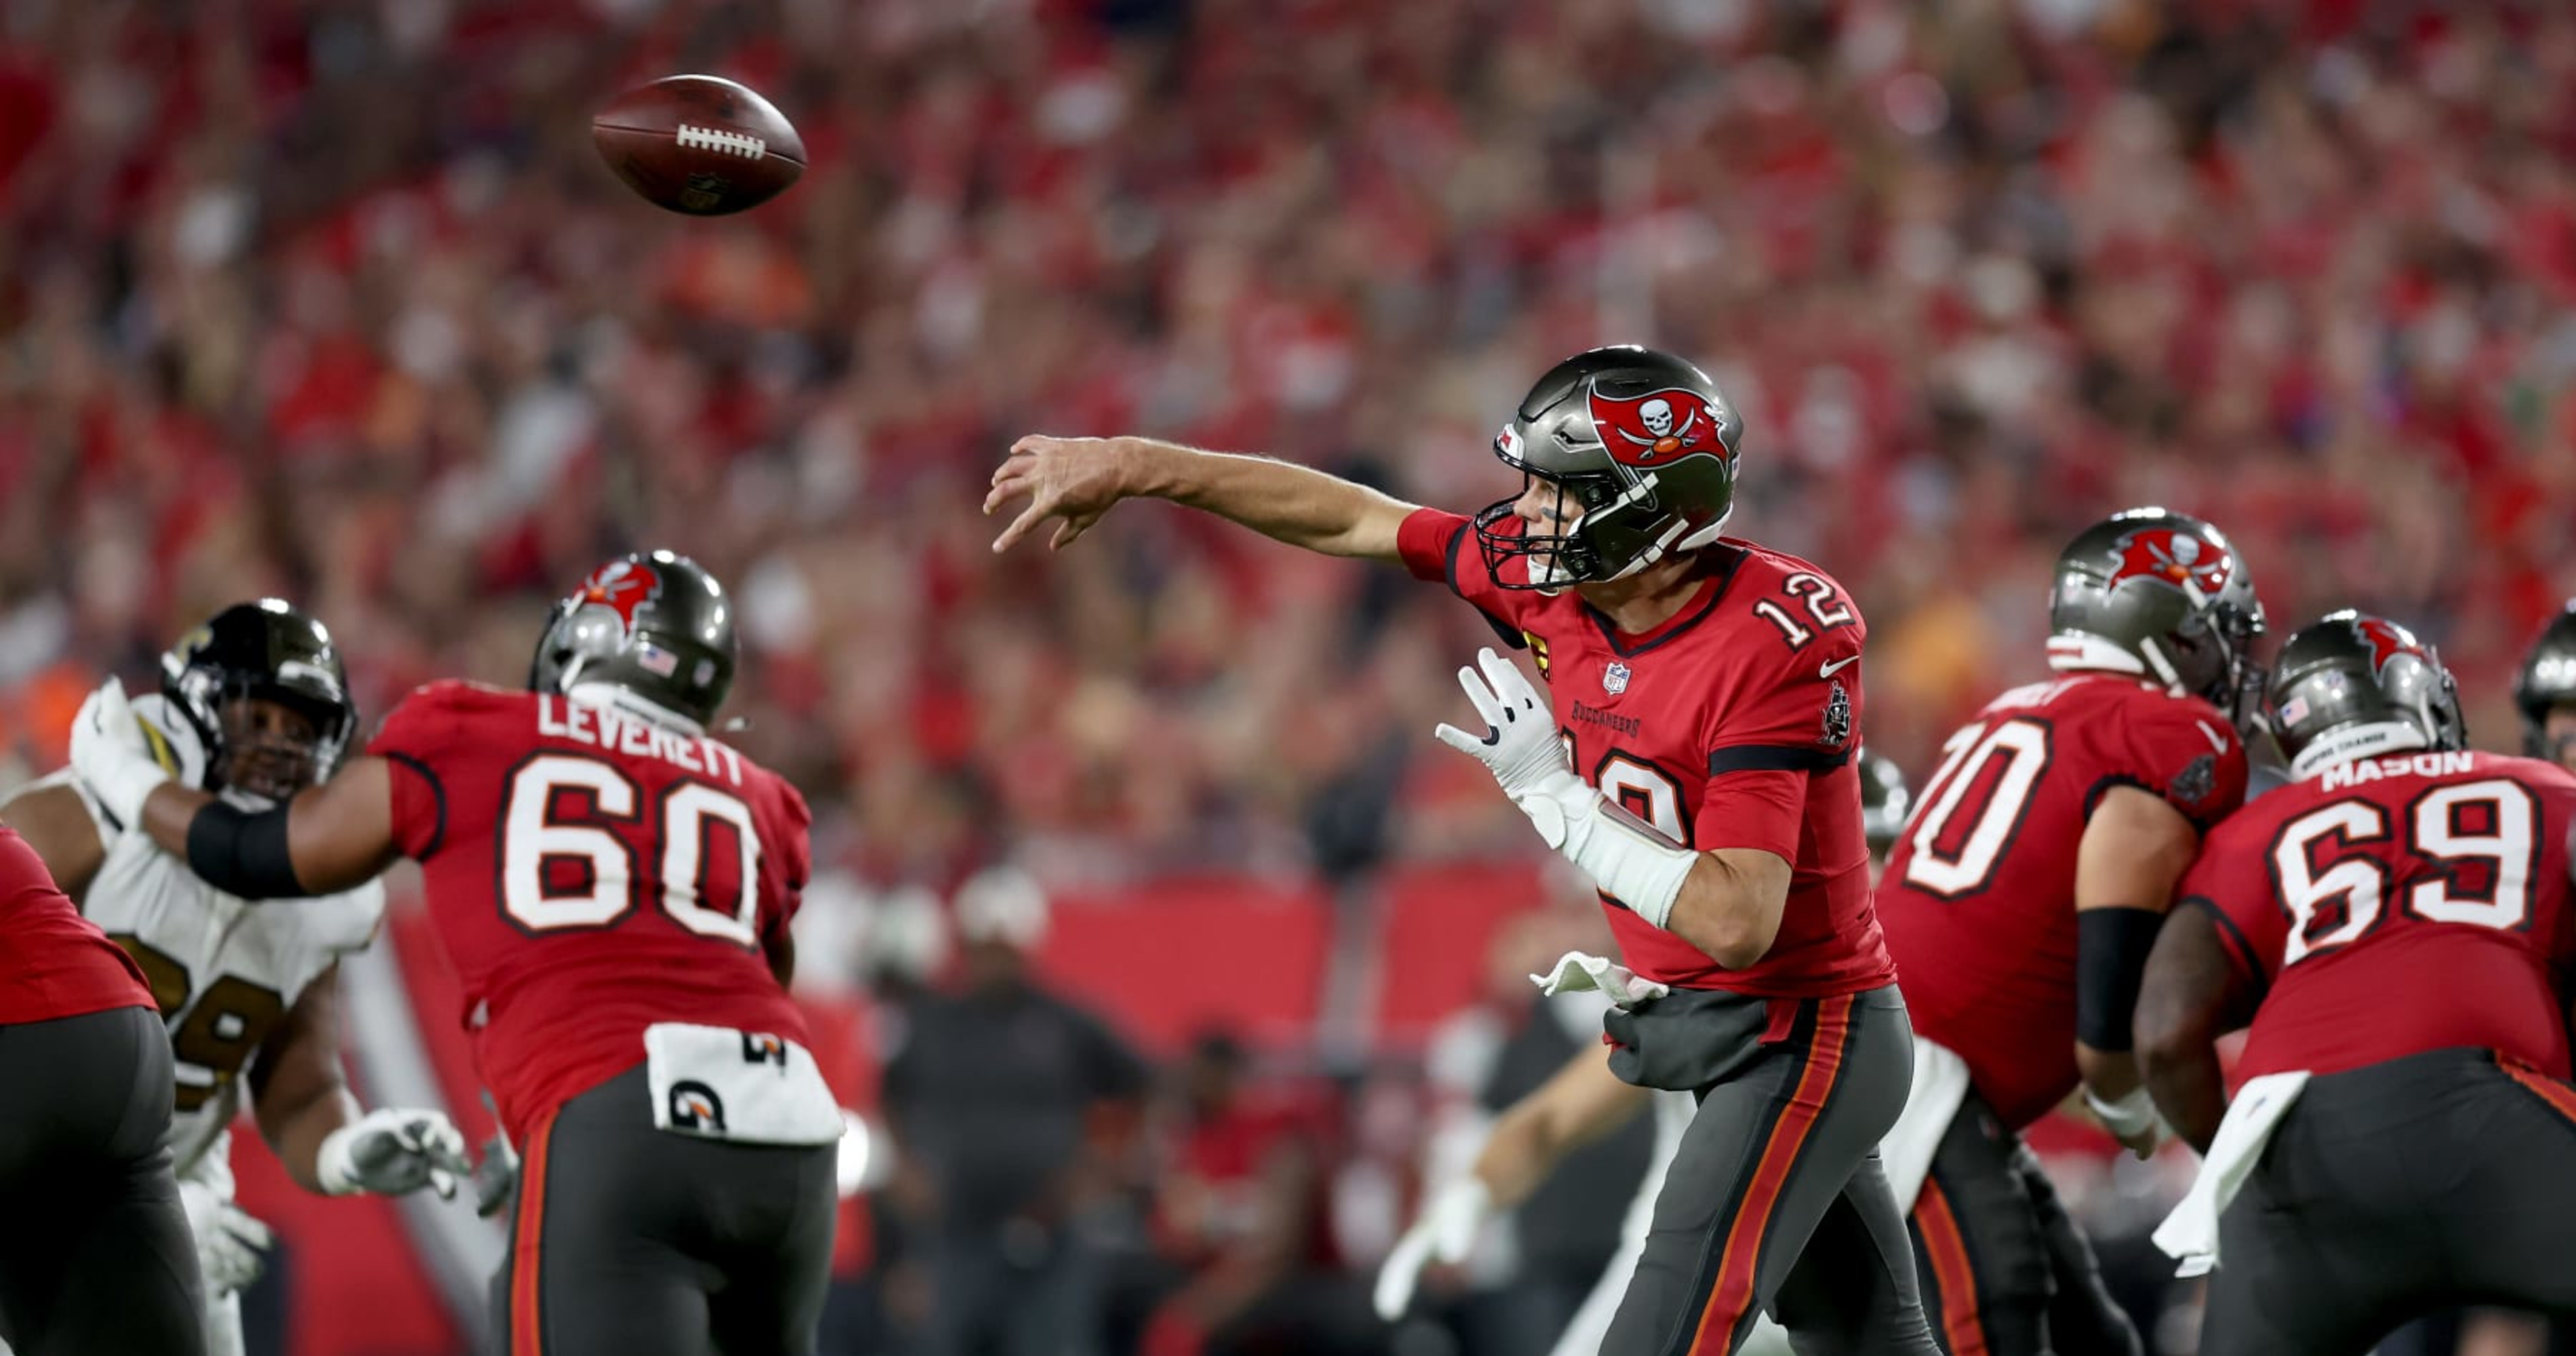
1879,1035,1973,1215
2151,1071,2312,1277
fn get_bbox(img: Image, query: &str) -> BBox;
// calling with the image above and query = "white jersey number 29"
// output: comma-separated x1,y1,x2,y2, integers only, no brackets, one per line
501,754,765,947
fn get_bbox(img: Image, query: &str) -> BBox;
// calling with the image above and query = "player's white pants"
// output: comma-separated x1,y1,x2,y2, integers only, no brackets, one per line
184,1132,249,1356
1555,1035,1971,1356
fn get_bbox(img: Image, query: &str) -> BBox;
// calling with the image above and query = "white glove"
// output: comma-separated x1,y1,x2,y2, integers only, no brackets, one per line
469,1127,520,1218
317,1108,474,1198
1433,649,1698,930
1373,1178,1491,1321
180,1177,273,1296
1432,649,1575,803
1529,951,1670,1009
70,679,189,829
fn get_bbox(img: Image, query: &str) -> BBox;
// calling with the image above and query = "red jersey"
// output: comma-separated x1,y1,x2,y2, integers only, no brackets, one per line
1877,674,2249,1129
369,682,813,1140
1398,509,1895,995
2181,749,2576,1081
0,824,155,1025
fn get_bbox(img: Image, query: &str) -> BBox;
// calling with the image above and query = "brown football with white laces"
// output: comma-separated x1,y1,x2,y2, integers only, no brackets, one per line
592,75,806,216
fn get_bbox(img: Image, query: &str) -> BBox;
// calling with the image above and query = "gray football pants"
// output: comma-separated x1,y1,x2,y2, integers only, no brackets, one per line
1598,985,1940,1356
2202,1048,2576,1355
0,1003,203,1356
491,1065,839,1355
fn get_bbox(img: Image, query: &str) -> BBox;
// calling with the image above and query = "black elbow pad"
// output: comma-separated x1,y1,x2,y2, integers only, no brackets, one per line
2076,906,2167,1052
184,800,307,900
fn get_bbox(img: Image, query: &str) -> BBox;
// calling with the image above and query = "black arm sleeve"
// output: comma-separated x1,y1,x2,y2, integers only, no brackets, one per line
184,800,310,900
2076,905,2168,1052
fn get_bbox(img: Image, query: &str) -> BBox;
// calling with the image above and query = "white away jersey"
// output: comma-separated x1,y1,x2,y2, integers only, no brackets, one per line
43,698,386,1172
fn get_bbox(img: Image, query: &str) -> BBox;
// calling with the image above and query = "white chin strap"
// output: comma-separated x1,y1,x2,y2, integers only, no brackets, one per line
2047,633,2156,684
2289,722,2432,781
565,680,706,738
1569,472,1729,585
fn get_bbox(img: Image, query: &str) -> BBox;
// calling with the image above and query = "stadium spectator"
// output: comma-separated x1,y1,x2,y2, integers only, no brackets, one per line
880,869,1150,1356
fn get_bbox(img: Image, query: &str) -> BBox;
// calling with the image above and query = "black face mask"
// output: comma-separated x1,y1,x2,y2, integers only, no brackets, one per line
1472,469,1622,590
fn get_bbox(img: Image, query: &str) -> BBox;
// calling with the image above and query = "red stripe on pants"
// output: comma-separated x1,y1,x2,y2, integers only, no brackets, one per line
2501,1058,2576,1129
509,1111,559,1355
1912,1177,1990,1356
1683,993,1856,1355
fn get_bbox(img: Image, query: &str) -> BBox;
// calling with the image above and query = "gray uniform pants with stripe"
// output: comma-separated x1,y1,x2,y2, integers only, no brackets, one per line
0,1005,203,1356
2202,1049,2576,1356
1598,984,1940,1356
490,1064,839,1356
1908,1090,2139,1356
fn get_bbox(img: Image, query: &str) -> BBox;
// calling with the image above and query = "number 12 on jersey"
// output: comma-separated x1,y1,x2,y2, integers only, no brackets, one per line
502,754,765,947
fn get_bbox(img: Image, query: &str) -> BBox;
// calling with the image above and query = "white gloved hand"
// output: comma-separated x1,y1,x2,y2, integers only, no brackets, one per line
317,1108,474,1198
70,679,187,828
180,1177,273,1296
1529,951,1671,1009
1373,1178,1492,1321
1434,649,1698,930
470,1128,520,1219
127,694,210,791
1432,648,1576,801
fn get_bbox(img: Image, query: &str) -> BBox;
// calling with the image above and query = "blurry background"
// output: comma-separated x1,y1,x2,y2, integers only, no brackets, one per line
2,0,2571,1353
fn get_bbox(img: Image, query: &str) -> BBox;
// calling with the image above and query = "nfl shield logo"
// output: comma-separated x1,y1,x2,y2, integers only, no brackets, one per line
1603,662,1630,696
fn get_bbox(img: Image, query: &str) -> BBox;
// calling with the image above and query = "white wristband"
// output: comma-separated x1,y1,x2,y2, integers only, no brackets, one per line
315,1124,363,1195
1510,770,1697,930
2084,1083,2161,1140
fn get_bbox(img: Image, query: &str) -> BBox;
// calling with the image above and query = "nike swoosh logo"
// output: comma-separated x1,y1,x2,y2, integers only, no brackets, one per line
1818,656,1859,679
2196,720,2229,753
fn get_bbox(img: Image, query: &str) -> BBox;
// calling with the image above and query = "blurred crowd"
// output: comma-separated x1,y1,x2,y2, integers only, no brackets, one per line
5,0,2575,1353
7,0,2575,887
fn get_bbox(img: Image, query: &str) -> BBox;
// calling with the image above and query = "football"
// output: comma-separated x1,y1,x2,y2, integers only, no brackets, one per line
591,75,806,216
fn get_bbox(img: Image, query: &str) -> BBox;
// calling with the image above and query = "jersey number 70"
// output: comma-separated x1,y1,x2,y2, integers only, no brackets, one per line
500,755,766,948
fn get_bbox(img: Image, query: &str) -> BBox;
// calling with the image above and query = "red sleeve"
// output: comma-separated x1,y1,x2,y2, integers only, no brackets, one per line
1691,769,1810,859
761,774,814,940
365,683,466,860
1396,507,1535,649
2178,837,2281,986
2110,694,2250,834
1691,629,1863,858
1395,506,1464,583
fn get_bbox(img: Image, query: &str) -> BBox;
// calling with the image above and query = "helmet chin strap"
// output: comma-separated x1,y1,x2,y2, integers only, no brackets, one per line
565,680,706,737
2047,633,2154,682
555,652,708,736
2133,637,2187,697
